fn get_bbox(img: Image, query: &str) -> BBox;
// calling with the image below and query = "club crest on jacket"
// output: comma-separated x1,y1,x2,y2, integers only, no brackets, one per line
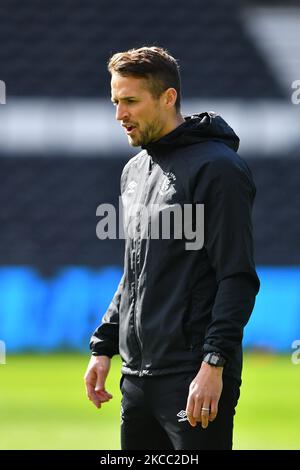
159,172,176,195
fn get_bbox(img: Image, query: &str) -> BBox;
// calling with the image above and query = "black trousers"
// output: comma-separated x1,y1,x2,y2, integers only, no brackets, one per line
120,372,240,450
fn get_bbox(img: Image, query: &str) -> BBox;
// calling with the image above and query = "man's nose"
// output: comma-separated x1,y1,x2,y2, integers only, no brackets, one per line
115,104,129,121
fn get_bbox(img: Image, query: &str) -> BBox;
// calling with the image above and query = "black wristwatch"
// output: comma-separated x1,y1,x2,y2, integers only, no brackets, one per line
203,352,226,367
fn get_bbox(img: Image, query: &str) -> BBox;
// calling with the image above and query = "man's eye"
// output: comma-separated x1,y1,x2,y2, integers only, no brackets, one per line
111,100,136,106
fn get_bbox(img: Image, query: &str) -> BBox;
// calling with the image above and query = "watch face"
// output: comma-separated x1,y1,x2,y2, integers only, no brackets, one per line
204,352,225,366
211,354,219,365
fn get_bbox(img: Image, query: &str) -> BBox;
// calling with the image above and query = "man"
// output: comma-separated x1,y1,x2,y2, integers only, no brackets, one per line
84,46,260,450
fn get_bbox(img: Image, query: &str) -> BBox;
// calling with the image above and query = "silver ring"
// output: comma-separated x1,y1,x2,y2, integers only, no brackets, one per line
201,407,210,412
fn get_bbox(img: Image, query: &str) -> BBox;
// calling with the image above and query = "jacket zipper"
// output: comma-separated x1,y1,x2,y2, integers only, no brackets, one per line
132,155,155,376
132,244,144,376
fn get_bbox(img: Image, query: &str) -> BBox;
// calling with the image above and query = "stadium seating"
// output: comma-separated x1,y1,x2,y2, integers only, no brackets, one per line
0,0,284,98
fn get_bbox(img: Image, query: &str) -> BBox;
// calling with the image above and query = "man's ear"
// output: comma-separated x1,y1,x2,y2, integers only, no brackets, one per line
164,88,177,109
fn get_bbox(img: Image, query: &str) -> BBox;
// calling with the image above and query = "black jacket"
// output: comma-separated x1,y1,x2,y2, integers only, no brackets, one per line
90,112,260,382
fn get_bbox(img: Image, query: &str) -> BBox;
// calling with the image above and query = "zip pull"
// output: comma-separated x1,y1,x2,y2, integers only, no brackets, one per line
148,155,154,175
130,248,136,271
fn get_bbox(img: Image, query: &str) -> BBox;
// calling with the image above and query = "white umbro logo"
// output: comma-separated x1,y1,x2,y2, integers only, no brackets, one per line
176,410,188,422
126,181,137,194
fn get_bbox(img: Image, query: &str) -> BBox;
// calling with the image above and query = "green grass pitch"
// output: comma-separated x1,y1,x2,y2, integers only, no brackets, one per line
0,352,299,449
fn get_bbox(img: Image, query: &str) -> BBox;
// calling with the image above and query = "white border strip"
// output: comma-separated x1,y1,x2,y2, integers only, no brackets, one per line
0,98,299,157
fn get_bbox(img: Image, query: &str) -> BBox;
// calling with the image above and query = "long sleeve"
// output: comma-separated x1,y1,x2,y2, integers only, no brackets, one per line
193,156,260,360
90,274,124,357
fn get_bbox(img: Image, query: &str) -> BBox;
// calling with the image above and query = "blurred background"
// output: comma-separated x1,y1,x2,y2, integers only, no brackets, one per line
0,0,300,450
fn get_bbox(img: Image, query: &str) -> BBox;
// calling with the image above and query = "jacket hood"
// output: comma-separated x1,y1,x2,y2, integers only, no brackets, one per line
143,111,240,155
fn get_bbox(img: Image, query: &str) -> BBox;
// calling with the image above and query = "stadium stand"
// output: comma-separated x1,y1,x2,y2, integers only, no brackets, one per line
0,0,284,98
0,156,299,273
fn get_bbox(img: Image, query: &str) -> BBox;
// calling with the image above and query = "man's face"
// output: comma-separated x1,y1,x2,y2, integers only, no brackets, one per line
111,73,168,147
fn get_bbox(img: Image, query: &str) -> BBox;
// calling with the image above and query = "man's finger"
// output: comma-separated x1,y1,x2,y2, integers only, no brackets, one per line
201,403,210,429
186,397,197,427
85,382,95,399
192,394,203,422
187,413,197,427
89,391,109,408
85,384,101,407
95,389,113,399
88,391,101,408
209,400,218,422
86,382,110,408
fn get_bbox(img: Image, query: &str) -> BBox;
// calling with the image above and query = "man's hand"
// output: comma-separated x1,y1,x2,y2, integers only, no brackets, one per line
185,361,223,429
84,355,113,409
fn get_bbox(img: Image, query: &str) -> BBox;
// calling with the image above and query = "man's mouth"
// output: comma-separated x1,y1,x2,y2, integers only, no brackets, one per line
123,124,137,136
